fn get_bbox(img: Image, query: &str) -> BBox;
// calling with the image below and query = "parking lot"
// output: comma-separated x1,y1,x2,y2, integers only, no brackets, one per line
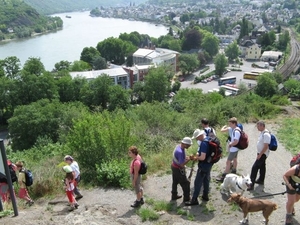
179,60,270,93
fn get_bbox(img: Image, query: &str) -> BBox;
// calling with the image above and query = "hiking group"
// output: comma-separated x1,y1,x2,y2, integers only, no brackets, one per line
0,160,34,208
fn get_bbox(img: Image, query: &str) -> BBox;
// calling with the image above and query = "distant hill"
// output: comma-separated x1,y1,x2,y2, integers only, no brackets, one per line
23,0,148,15
0,0,62,40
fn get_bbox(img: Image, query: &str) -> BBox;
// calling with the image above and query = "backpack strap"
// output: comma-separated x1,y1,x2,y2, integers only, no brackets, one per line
295,165,300,177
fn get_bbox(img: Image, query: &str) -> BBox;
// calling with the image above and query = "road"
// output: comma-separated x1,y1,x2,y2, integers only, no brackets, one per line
179,60,269,93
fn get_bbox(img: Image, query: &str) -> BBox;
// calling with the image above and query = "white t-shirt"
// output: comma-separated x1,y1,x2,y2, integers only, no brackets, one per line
257,129,271,157
229,128,241,152
70,161,80,179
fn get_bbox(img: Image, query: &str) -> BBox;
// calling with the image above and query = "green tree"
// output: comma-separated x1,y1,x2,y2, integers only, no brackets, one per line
239,17,249,39
180,14,190,23
3,56,21,79
144,67,171,102
8,100,87,150
70,60,91,72
97,37,137,65
22,57,45,76
108,85,130,111
56,75,87,103
179,53,199,75
92,56,107,70
201,31,219,57
168,39,182,52
254,73,278,98
54,60,71,72
80,74,113,110
182,28,202,51
214,54,228,76
225,41,240,62
131,81,145,103
80,47,101,66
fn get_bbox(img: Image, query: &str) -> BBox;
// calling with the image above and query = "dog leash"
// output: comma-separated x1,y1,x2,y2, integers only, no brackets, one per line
251,191,287,198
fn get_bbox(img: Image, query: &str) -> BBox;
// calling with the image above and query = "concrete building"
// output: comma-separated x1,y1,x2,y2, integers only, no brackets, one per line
260,50,283,62
245,43,261,60
69,67,130,89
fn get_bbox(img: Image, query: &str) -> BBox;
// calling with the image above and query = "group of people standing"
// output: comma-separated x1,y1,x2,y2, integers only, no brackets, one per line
0,160,34,207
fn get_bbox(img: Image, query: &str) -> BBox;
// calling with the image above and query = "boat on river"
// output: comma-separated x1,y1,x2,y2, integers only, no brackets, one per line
66,15,72,18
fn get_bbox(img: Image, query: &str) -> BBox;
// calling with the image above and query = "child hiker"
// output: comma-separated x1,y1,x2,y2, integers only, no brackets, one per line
63,165,78,210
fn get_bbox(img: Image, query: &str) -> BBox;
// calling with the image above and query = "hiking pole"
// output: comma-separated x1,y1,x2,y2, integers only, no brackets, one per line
188,158,196,182
251,182,287,198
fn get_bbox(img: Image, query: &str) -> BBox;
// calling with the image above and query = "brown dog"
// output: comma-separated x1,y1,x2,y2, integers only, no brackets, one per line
227,193,278,224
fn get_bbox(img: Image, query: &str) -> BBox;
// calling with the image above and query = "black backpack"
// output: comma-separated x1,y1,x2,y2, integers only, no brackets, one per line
0,164,18,183
204,137,223,164
134,159,147,175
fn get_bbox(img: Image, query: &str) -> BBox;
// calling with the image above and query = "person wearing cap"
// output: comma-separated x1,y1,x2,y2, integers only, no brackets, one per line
216,117,241,182
64,155,83,199
171,137,193,202
15,161,34,206
247,120,271,191
185,129,212,206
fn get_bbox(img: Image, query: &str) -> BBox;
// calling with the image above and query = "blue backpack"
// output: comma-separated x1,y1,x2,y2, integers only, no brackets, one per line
22,169,33,186
264,131,278,151
237,123,243,131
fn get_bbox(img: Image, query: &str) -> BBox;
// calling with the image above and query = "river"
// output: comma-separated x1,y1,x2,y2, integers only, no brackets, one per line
0,11,168,71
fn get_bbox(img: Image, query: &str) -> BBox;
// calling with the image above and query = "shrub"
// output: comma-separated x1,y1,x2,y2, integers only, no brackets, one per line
96,159,130,188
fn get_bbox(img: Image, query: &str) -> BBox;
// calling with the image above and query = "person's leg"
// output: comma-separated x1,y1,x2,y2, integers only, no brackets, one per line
217,152,236,182
202,167,212,201
257,154,267,183
250,159,259,184
177,169,190,201
286,194,295,224
191,169,204,200
73,176,83,197
171,166,181,199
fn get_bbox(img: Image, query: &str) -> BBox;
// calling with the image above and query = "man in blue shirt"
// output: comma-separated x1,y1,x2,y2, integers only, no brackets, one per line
171,137,193,202
185,129,213,206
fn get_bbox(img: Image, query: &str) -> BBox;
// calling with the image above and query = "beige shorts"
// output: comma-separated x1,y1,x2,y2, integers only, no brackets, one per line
130,174,143,194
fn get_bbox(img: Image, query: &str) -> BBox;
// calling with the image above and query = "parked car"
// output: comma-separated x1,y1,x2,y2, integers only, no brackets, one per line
201,79,208,83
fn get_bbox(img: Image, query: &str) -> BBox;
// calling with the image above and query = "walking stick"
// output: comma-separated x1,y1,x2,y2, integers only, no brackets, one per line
251,191,286,198
188,155,196,182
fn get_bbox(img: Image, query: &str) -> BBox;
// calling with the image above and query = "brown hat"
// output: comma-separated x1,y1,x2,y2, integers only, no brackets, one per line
15,161,23,167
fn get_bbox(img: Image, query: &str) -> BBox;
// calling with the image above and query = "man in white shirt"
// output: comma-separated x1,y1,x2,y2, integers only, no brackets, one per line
247,121,271,191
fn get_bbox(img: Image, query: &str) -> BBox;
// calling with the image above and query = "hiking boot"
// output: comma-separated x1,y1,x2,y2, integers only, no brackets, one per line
255,179,264,185
185,198,199,206
285,213,293,225
74,203,79,209
140,198,144,205
26,200,34,206
131,200,141,208
75,194,83,200
216,174,226,182
202,195,209,202
231,168,237,174
171,195,182,200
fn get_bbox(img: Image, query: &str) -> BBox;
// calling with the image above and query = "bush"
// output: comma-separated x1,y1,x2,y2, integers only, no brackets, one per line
96,159,130,188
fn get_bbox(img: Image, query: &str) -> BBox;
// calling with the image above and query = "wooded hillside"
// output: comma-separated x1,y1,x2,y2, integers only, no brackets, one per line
23,0,148,15
0,0,62,39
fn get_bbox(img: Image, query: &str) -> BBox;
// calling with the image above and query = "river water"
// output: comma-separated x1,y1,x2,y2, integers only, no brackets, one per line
0,11,168,71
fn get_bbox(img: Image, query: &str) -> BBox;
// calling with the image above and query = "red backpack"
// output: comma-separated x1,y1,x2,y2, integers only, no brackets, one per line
233,129,249,150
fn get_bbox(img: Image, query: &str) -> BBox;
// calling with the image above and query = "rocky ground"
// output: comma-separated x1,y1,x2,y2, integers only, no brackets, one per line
1,106,300,225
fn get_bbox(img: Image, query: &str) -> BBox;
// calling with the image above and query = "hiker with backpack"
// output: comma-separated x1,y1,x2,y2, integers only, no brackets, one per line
171,137,193,203
64,155,83,200
62,165,79,210
247,121,271,191
128,145,144,208
185,129,213,206
0,160,17,206
15,161,34,206
283,164,300,225
217,117,241,182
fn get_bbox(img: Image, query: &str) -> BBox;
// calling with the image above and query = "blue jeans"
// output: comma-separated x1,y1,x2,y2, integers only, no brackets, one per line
192,165,212,199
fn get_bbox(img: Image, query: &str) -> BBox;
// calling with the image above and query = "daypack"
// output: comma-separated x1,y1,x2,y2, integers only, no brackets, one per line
204,137,223,164
204,127,216,138
0,164,18,183
290,153,300,167
233,128,249,150
22,169,33,187
134,159,147,175
264,131,278,151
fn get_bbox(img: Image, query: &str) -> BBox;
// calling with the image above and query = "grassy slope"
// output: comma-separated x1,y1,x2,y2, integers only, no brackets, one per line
23,0,148,15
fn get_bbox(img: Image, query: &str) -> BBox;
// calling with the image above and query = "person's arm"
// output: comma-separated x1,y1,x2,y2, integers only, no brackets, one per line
220,125,229,132
283,167,296,190
257,133,270,159
229,129,239,147
132,162,140,187
18,172,23,186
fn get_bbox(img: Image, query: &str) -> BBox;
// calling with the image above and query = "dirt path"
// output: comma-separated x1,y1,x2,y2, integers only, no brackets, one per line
1,122,299,225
